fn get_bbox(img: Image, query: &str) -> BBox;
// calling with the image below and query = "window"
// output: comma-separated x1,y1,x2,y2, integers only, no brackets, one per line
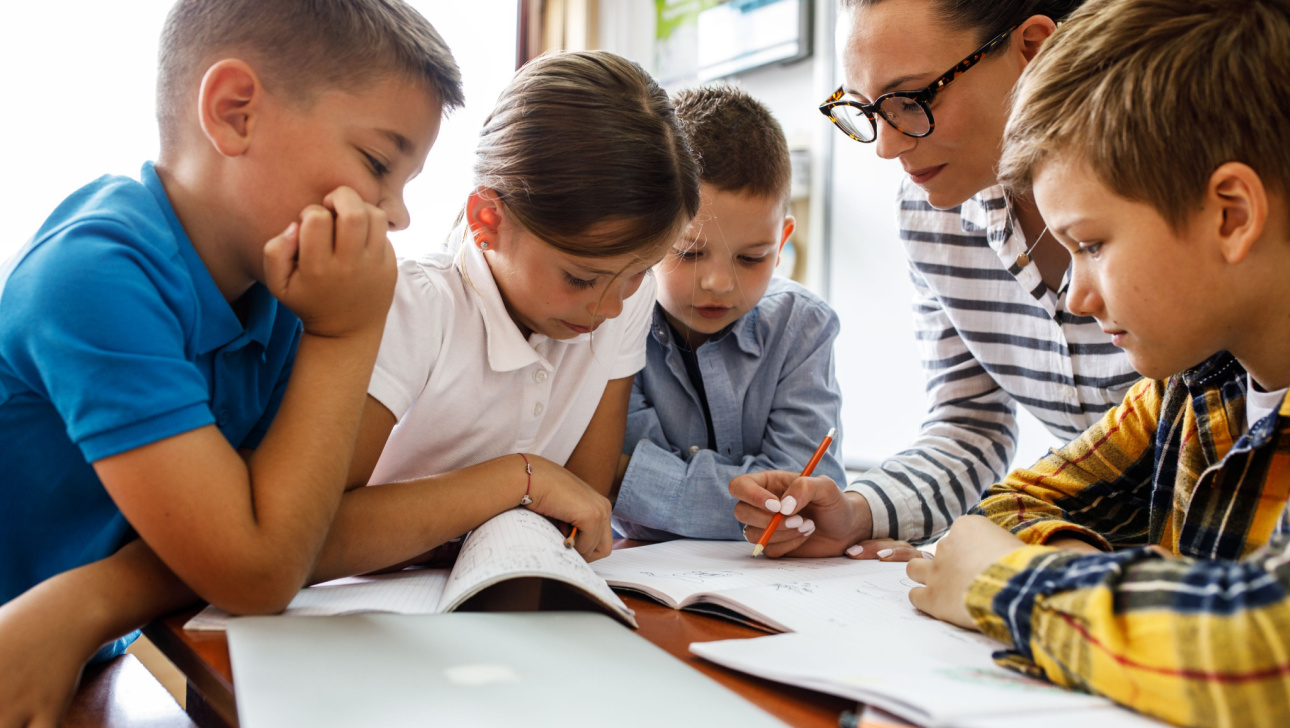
0,1,518,262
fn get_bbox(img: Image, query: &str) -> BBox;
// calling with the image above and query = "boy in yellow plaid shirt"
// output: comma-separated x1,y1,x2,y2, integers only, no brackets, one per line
901,0,1290,725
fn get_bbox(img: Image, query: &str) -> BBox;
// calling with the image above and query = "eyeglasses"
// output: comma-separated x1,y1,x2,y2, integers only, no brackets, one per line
819,25,1018,143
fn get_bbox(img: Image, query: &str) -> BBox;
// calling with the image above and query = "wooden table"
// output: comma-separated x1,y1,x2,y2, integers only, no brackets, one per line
143,542,854,728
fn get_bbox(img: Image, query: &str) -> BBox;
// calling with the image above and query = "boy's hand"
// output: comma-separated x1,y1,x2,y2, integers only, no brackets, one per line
730,471,872,558
906,515,1026,630
0,589,97,728
263,186,397,339
523,455,614,562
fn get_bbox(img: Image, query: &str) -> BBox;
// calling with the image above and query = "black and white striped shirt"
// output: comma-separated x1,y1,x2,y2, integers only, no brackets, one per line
846,179,1140,542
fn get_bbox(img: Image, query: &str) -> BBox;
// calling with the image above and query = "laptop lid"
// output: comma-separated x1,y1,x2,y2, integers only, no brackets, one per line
228,612,788,727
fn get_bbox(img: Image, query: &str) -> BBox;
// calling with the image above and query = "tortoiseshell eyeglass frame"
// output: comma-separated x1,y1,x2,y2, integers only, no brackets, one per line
818,24,1019,143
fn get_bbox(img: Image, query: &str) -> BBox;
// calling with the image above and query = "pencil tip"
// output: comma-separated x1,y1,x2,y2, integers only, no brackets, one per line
751,545,764,558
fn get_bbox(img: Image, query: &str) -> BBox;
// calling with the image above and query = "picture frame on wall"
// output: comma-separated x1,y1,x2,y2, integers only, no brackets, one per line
655,0,812,85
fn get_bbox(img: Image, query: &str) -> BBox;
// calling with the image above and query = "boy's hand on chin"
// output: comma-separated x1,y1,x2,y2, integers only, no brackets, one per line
264,185,398,340
906,515,1025,631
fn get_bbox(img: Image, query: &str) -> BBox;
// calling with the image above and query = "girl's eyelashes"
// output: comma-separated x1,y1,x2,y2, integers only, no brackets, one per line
738,254,772,265
1076,241,1104,257
362,151,391,178
673,248,700,261
564,272,597,289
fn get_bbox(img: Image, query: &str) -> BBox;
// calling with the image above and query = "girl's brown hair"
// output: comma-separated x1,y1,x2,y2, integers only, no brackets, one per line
473,51,700,259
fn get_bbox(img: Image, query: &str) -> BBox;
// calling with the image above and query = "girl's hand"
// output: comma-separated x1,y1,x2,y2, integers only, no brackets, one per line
522,455,614,562
905,515,1026,630
729,471,874,558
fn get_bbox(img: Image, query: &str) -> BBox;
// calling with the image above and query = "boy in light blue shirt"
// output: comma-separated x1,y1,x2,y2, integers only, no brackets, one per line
613,86,845,541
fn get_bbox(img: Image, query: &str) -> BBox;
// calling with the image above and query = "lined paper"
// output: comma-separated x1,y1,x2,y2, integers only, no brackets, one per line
442,508,634,624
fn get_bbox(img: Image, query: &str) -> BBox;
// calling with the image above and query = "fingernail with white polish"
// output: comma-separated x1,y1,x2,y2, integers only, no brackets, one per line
798,519,815,534
765,498,781,512
877,548,894,559
846,544,864,557
780,496,797,515
783,515,803,529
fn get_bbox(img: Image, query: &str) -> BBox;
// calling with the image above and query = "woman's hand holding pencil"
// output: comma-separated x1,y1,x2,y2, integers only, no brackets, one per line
730,431,879,559
751,428,836,557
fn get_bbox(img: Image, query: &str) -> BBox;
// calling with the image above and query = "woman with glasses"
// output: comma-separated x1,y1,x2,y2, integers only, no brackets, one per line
732,0,1139,560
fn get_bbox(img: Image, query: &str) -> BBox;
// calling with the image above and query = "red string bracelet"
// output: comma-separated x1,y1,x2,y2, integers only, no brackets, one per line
518,453,533,506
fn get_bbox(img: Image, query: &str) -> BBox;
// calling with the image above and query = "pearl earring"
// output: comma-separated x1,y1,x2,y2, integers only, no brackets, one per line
479,241,489,250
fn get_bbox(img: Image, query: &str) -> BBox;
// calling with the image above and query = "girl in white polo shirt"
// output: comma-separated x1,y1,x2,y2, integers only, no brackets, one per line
306,51,700,578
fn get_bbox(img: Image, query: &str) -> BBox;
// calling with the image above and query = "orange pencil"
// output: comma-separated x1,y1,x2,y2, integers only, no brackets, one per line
564,526,578,549
752,427,836,557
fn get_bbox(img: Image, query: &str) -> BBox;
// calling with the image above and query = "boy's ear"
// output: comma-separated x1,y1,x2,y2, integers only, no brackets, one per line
465,188,505,250
197,59,263,158
777,215,796,259
1016,16,1058,64
1209,162,1268,265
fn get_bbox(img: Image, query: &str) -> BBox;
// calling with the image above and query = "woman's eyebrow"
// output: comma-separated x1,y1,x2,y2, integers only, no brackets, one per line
844,71,938,101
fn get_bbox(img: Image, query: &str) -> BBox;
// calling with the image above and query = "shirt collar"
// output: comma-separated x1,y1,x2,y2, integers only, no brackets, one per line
456,226,571,373
648,302,761,357
959,184,1012,253
140,162,278,357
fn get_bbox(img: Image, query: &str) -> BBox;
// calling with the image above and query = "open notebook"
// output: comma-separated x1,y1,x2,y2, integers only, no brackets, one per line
589,539,913,631
185,508,636,630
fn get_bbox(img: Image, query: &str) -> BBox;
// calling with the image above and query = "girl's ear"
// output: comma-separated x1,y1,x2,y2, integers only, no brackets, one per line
197,59,263,157
1209,162,1268,265
777,215,796,263
465,188,505,250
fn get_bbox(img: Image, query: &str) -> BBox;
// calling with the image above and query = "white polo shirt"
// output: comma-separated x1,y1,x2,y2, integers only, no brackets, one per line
367,238,655,485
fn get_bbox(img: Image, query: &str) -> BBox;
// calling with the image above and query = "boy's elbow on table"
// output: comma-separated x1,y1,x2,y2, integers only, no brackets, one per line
188,557,309,616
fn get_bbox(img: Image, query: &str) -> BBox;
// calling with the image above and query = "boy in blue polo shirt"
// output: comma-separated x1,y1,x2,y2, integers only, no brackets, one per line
0,0,462,722
612,86,845,541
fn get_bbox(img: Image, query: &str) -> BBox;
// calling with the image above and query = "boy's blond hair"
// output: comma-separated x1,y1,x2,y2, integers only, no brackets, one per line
156,0,464,150
999,0,1290,228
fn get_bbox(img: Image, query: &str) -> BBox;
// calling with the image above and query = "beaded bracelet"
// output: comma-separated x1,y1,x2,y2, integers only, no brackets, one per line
518,453,533,506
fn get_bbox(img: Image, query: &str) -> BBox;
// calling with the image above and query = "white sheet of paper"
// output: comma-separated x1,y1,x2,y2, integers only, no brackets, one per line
184,569,451,631
692,630,1109,726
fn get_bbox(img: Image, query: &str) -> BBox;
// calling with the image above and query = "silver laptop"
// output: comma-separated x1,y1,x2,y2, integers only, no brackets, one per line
228,612,789,727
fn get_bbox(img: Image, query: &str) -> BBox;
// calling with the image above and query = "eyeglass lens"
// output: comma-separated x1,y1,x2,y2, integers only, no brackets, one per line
830,96,931,141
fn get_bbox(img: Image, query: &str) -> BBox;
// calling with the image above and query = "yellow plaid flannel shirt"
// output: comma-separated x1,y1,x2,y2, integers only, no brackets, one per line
966,352,1290,728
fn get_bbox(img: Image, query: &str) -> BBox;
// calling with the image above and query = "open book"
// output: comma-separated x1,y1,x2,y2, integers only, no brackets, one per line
185,508,636,631
589,539,914,632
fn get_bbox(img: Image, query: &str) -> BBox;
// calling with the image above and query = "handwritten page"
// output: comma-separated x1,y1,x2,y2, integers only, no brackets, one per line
184,569,451,631
591,540,882,609
440,508,635,627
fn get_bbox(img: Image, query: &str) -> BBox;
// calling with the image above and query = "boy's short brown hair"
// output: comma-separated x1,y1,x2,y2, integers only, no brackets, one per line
156,0,464,149
999,0,1290,229
672,85,792,205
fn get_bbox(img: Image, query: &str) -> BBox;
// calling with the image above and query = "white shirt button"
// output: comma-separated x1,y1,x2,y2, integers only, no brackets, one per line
534,369,549,383
533,402,545,417
1064,385,1078,400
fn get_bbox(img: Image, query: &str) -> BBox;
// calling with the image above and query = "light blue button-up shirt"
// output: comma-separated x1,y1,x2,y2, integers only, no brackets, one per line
614,276,845,540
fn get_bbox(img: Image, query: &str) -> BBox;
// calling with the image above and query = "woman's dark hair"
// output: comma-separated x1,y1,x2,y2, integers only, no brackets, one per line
840,0,1087,45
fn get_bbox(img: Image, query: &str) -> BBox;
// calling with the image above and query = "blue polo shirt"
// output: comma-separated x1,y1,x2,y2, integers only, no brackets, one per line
0,163,301,655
